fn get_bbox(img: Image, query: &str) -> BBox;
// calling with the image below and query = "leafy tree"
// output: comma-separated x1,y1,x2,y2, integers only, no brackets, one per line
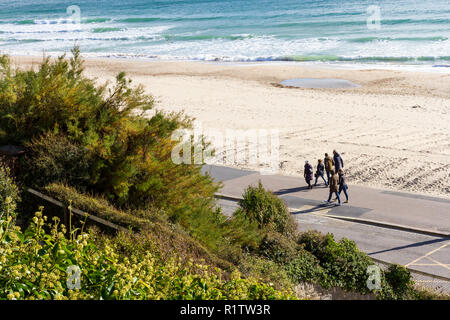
0,48,218,214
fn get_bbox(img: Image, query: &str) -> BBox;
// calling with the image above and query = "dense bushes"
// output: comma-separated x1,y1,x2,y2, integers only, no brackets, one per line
0,175,294,300
0,211,294,300
43,182,239,272
44,183,149,230
298,231,375,293
231,184,443,299
233,183,374,294
0,48,218,213
258,232,325,284
238,255,293,291
385,264,414,296
378,264,427,300
23,133,92,188
43,179,261,274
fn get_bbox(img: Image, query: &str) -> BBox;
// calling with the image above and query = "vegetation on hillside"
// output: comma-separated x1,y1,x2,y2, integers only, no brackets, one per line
0,49,446,300
0,48,217,213
0,174,293,300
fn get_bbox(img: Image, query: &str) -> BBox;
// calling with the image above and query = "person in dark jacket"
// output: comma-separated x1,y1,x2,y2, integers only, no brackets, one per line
338,168,349,203
325,169,341,205
304,160,314,189
314,159,327,186
324,153,334,185
333,150,344,172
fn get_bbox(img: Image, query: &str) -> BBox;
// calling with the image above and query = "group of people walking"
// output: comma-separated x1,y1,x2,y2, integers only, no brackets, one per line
303,150,349,206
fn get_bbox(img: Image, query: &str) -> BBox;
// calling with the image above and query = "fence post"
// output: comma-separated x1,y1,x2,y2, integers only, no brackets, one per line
0,145,27,179
63,205,68,229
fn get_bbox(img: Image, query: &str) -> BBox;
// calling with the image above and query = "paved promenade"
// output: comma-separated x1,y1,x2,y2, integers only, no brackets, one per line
203,165,450,287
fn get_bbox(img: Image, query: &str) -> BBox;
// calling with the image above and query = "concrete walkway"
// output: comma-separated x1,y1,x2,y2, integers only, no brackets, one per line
203,165,450,235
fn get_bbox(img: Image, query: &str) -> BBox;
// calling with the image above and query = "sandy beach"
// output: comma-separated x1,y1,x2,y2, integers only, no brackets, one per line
12,56,450,199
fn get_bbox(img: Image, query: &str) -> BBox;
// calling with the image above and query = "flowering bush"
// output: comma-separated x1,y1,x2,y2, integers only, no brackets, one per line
0,167,19,220
0,202,295,300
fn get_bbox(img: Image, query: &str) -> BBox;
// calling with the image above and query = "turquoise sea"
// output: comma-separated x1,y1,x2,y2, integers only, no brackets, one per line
0,0,449,68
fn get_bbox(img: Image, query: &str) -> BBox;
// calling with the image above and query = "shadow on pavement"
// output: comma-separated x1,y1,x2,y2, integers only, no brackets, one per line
274,186,317,195
291,204,332,214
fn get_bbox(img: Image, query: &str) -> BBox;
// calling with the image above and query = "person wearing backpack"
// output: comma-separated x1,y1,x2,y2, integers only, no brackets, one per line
304,160,314,189
314,159,327,186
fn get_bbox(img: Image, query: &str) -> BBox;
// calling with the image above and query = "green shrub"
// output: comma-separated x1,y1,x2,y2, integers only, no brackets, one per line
258,232,325,284
384,264,414,298
223,213,264,252
239,255,294,291
284,253,326,284
298,231,374,293
258,232,298,264
175,204,263,266
23,133,92,188
42,182,262,272
234,181,296,237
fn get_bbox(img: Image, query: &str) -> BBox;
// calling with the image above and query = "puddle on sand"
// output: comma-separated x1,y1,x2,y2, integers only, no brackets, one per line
280,78,361,89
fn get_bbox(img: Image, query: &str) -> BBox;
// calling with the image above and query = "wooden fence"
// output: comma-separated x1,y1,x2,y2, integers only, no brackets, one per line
27,188,129,233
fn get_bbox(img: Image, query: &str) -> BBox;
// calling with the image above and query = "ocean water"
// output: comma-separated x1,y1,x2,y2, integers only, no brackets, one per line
0,0,449,68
